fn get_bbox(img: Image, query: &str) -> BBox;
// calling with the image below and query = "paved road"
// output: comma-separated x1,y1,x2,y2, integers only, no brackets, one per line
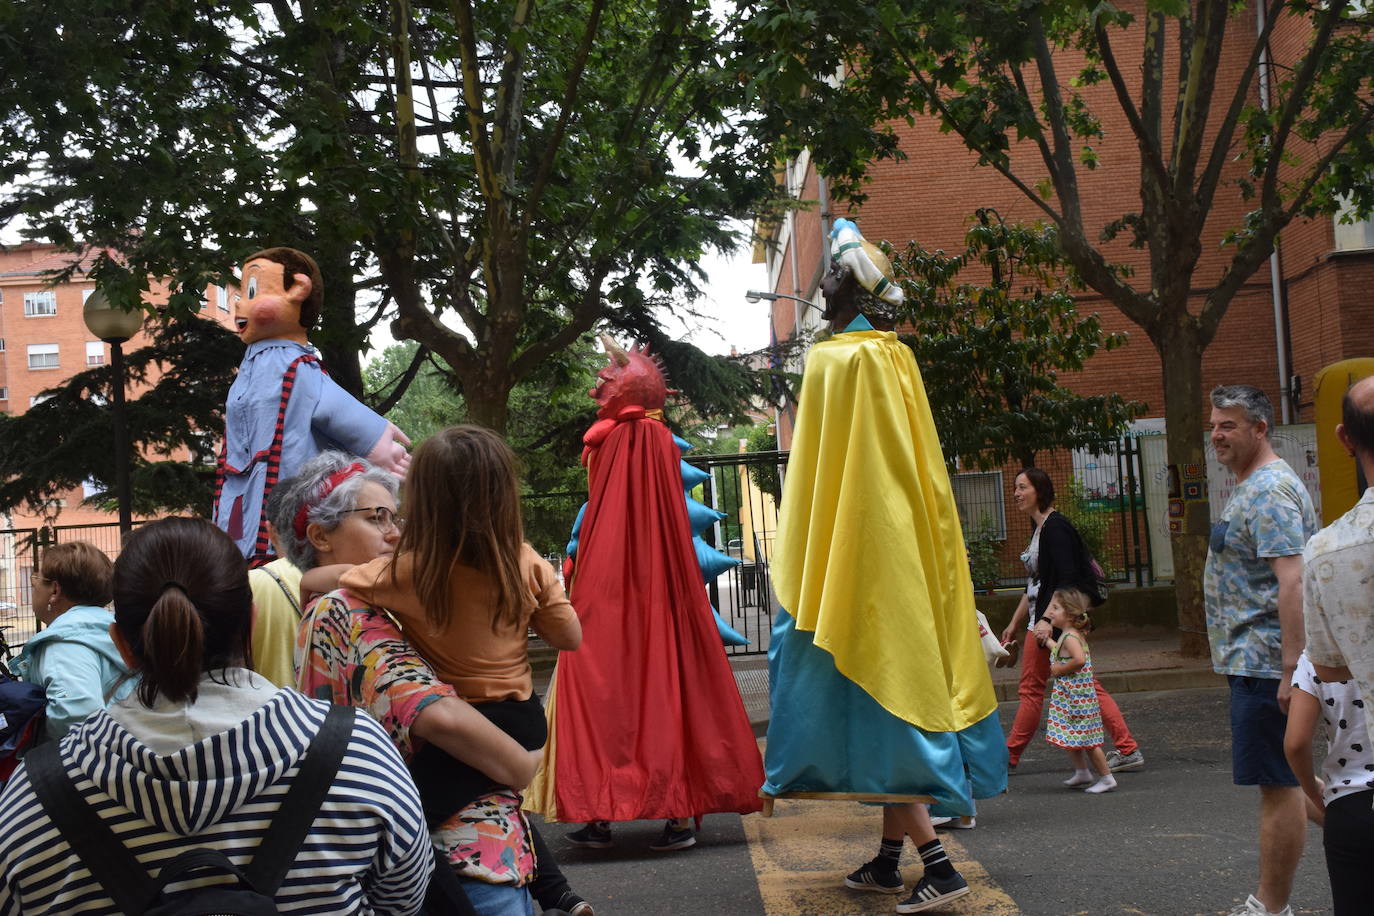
534,686,1335,915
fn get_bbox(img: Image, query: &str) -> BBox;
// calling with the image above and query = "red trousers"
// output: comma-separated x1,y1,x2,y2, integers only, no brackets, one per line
1005,628,1138,764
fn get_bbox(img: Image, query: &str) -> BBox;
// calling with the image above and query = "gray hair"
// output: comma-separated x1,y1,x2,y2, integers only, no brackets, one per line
1210,384,1274,436
271,450,399,570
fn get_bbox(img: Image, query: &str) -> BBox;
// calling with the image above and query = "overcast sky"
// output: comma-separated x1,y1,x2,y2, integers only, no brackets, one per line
663,237,771,357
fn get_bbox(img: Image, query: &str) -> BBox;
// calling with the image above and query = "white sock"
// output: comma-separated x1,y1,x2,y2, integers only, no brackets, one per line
1085,774,1117,794
1063,768,1093,786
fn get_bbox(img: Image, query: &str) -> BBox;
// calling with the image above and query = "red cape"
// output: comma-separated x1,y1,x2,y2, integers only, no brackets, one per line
549,411,763,821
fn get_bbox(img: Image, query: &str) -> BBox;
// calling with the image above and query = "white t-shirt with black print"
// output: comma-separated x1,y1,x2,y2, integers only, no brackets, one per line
1292,653,1374,803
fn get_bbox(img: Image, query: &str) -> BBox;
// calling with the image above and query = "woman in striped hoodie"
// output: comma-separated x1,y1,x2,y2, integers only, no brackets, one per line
0,517,433,915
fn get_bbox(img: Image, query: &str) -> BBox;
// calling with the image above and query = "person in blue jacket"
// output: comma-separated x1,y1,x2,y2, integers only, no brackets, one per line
15,541,134,740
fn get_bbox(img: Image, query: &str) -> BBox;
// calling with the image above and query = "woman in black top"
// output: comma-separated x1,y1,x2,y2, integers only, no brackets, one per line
998,468,1143,771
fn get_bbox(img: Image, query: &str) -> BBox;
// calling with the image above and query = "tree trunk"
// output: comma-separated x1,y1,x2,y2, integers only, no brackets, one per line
314,237,366,398
1156,319,1211,658
463,376,514,433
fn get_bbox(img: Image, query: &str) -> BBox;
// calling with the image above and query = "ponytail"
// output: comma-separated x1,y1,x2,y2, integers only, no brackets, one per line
136,585,206,706
113,518,254,707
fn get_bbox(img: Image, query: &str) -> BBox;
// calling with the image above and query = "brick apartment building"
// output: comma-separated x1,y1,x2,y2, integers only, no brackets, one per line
757,0,1374,581
0,243,236,530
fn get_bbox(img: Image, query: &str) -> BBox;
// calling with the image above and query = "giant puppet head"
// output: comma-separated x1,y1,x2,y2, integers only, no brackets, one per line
234,247,323,346
590,334,671,419
822,219,903,330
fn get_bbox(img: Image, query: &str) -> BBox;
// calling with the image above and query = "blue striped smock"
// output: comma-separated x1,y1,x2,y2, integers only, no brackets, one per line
0,686,432,914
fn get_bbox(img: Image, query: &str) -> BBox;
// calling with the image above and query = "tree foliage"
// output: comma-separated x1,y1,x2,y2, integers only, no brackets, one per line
0,317,242,518
0,0,782,432
363,339,598,552
895,211,1145,470
738,0,1374,653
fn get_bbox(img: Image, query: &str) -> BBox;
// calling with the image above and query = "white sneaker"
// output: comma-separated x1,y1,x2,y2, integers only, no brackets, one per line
1084,774,1117,794
1226,895,1293,916
929,815,975,829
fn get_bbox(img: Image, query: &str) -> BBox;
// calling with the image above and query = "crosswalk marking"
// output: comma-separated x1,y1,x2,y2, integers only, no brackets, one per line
744,797,1020,915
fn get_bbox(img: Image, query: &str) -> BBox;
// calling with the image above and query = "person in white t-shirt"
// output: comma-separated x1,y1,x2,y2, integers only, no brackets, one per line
1283,651,1374,916
1303,375,1374,714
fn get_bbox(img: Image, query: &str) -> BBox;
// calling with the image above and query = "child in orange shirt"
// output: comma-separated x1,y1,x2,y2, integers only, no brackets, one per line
312,426,582,813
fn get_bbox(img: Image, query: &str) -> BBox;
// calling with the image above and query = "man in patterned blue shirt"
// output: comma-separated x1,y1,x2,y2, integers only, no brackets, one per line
1204,384,1318,916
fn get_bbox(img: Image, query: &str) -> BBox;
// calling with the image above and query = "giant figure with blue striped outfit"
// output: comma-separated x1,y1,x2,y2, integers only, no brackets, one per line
764,220,1006,911
214,248,412,565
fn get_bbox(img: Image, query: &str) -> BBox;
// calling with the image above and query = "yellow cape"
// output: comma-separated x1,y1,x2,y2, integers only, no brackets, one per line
773,330,996,732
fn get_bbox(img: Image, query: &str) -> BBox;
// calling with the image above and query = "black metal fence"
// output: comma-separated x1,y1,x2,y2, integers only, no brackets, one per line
689,449,788,658
950,437,1153,589
0,440,1153,662
0,523,140,654
518,451,788,659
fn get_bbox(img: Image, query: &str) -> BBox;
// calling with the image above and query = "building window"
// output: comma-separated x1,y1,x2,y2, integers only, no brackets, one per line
217,286,229,312
1334,213,1374,250
0,337,5,351
29,394,51,407
0,387,7,401
86,341,106,366
951,471,1007,540
27,343,59,369
1334,188,1374,251
23,291,57,317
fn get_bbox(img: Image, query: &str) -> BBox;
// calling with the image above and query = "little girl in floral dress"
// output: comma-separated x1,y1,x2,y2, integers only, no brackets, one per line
1045,587,1117,794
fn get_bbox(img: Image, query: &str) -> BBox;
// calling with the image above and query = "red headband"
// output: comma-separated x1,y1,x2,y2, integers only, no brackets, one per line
293,462,367,538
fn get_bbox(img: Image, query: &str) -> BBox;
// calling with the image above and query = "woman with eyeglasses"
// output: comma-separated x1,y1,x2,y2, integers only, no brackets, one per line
281,449,592,916
15,542,134,741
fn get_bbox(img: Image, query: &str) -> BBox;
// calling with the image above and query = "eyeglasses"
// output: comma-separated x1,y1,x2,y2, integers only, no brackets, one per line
30,573,50,585
345,506,404,532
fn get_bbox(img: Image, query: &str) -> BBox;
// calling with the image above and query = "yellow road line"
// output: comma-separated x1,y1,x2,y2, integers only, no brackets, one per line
745,797,1020,915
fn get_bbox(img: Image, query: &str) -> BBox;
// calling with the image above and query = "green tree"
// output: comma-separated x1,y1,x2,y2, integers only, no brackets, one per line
894,211,1145,470
363,339,599,552
743,422,781,504
0,317,242,517
0,0,781,432
739,0,1374,654
363,343,465,445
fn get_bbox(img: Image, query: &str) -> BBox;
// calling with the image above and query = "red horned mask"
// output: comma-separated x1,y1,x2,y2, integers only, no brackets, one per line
590,335,672,419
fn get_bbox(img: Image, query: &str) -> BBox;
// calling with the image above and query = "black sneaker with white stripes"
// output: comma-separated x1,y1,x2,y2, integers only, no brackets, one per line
844,857,904,894
895,872,970,912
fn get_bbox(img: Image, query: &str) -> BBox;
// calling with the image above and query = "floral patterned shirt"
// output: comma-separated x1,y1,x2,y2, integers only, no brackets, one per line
296,588,456,760
1303,487,1374,712
1204,460,1318,678
296,589,535,885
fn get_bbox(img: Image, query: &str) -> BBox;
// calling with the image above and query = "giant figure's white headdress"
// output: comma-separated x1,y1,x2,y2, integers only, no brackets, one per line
829,218,903,307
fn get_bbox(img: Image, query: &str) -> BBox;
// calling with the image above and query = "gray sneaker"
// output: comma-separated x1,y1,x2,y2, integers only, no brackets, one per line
1106,749,1144,773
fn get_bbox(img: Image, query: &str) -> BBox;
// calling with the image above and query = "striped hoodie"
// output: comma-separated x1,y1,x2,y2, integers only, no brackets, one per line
0,678,431,914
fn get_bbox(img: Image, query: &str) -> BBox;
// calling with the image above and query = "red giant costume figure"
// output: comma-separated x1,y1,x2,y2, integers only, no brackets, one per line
525,337,764,829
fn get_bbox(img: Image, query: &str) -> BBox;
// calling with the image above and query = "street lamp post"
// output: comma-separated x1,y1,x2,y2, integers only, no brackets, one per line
744,290,825,313
82,290,144,535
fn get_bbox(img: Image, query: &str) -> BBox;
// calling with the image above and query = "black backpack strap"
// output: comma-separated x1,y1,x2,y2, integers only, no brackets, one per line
244,704,355,893
26,740,158,915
